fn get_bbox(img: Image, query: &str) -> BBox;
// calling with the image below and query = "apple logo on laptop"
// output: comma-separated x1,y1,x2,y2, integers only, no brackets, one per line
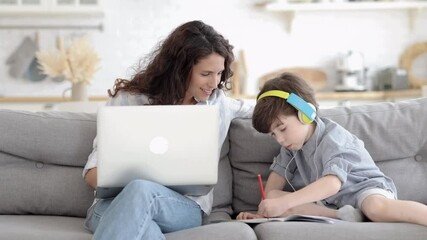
149,136,169,154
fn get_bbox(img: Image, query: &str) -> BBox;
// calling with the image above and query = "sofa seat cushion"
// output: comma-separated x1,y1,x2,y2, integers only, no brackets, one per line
0,215,92,240
254,221,427,240
165,222,257,240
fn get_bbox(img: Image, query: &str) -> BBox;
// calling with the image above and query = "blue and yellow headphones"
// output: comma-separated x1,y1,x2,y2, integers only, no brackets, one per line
257,90,317,124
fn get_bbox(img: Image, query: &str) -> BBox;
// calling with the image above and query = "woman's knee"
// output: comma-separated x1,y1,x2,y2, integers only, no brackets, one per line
121,179,162,198
125,179,157,191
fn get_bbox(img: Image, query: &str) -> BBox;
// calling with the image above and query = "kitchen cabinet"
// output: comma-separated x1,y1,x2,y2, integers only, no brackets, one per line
0,0,104,30
262,1,427,32
0,0,103,16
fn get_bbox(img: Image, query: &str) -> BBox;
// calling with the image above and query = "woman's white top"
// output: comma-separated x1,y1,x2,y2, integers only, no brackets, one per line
83,89,253,214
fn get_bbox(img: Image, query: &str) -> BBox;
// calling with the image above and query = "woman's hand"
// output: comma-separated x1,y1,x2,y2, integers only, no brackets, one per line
236,212,263,220
84,168,97,189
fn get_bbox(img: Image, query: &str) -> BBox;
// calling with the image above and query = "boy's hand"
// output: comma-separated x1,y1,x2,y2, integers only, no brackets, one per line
236,212,263,220
258,198,289,218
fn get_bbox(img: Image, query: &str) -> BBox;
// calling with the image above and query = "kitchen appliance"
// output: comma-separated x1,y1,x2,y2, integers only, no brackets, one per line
376,68,408,90
335,51,367,91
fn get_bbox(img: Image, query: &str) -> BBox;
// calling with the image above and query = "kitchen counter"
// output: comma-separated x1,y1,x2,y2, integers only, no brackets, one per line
0,89,423,111
235,89,422,101
0,96,108,112
0,96,108,103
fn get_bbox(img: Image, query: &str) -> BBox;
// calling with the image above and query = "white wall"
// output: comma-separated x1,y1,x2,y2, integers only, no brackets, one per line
0,0,426,97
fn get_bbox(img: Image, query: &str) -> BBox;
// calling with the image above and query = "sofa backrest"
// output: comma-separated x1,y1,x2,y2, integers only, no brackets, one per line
2,97,426,219
0,110,96,217
229,97,427,214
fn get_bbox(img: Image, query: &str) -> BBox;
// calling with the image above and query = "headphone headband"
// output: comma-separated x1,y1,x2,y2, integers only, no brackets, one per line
257,90,290,102
257,90,316,123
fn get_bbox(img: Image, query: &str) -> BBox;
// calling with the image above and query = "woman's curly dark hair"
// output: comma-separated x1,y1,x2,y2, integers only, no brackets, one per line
108,20,234,105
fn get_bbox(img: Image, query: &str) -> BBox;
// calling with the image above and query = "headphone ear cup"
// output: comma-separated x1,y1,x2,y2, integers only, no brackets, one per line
298,103,316,124
298,111,311,124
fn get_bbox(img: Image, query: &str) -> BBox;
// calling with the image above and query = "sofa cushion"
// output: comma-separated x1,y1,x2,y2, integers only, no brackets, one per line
320,97,427,204
0,215,92,240
319,98,427,164
165,221,257,240
0,110,96,217
228,118,307,214
228,118,281,214
254,221,427,240
0,215,258,240
211,134,234,218
0,110,96,167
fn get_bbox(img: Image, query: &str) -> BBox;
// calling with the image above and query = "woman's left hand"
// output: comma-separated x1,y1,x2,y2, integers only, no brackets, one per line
236,212,263,220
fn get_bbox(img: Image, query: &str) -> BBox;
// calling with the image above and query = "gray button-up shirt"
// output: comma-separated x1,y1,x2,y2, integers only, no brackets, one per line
270,117,397,208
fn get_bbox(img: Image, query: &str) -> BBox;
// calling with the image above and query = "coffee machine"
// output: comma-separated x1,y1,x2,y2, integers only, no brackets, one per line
335,51,367,91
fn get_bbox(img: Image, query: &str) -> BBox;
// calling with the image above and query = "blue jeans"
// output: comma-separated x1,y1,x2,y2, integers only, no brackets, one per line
85,179,203,240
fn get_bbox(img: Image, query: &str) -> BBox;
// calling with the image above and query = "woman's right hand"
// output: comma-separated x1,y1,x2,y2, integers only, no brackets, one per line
84,168,97,189
236,212,263,220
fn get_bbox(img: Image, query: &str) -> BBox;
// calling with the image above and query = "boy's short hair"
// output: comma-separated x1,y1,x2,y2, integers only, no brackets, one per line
252,72,318,133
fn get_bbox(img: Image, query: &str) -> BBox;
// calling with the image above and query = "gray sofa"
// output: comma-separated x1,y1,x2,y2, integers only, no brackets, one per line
1,97,427,240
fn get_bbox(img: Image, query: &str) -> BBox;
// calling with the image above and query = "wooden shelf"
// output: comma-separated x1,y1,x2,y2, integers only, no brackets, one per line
262,1,427,32
264,1,427,12
0,89,422,104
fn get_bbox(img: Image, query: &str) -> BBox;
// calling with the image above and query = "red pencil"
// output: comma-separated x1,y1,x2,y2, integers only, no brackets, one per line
257,174,266,200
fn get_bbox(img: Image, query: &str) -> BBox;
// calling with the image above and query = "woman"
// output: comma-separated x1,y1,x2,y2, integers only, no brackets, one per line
83,20,253,240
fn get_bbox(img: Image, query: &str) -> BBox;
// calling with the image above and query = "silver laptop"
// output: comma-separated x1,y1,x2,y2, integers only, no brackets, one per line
96,105,219,198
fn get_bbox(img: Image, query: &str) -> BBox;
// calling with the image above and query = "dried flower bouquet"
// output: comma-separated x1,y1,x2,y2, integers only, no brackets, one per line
36,36,100,84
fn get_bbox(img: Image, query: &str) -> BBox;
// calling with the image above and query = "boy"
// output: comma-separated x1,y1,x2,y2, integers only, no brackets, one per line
237,73,427,226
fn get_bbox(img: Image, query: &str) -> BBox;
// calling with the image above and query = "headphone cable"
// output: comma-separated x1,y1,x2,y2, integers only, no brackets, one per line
284,153,297,192
284,118,320,192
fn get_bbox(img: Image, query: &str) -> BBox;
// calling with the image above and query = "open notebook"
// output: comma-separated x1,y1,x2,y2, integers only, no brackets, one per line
235,214,341,224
